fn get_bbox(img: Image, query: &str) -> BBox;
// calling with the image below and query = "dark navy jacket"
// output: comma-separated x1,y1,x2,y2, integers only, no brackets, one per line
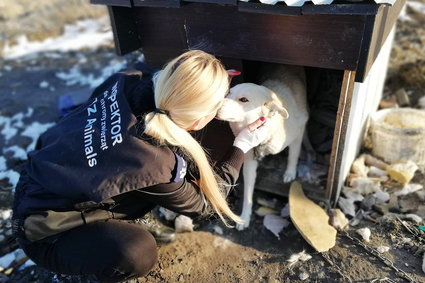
13,63,244,235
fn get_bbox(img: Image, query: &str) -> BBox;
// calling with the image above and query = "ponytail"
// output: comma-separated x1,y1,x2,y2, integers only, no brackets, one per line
144,50,242,226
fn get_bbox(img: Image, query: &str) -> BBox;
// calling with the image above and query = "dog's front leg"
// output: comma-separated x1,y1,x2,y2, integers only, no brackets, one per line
237,150,258,231
283,130,304,183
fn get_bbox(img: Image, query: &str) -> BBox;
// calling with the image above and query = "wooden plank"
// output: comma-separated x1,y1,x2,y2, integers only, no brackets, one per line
238,2,301,15
135,3,367,71
184,0,237,5
133,0,182,7
90,0,132,7
325,70,355,204
108,6,142,55
333,27,395,203
132,7,189,68
302,3,379,15
355,0,406,81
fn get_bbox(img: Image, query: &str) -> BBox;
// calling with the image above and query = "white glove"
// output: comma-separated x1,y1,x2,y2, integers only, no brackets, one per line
234,118,270,153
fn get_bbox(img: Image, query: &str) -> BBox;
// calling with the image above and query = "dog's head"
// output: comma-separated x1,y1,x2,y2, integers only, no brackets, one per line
217,83,289,132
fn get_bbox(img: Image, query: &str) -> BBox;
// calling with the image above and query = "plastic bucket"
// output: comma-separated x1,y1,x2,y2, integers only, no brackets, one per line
370,108,425,168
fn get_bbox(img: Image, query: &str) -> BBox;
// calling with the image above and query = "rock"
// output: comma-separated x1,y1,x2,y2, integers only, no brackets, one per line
375,194,401,215
289,182,337,252
387,161,419,185
299,272,309,281
422,253,425,274
356,227,371,242
338,197,356,217
360,195,376,211
373,188,390,203
343,187,364,202
403,214,422,224
377,246,390,253
174,215,194,233
329,209,349,231
395,183,423,197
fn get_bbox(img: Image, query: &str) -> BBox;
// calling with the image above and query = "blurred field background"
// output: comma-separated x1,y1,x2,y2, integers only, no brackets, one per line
0,0,108,53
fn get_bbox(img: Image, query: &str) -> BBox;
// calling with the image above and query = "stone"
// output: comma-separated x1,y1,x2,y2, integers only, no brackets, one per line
360,195,376,211
289,182,337,252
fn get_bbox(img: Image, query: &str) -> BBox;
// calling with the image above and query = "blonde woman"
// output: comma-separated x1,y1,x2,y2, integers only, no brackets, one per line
12,50,269,282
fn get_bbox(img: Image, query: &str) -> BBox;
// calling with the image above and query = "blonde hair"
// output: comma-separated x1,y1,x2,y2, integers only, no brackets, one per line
144,50,242,226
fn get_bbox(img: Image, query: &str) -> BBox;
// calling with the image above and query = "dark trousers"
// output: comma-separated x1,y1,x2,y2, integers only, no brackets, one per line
15,119,235,282
19,219,157,282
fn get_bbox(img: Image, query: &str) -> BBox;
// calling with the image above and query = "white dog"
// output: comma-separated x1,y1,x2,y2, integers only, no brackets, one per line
217,64,309,230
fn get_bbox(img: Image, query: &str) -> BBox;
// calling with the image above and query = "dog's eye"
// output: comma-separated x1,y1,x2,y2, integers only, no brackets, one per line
239,97,249,103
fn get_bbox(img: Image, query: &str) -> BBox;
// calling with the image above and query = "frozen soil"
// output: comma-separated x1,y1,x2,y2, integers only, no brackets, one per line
1,0,425,282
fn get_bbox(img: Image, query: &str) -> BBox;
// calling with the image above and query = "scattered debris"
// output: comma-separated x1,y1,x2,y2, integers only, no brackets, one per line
255,206,279,217
356,227,371,242
263,214,290,240
174,215,194,233
349,177,380,195
298,272,309,281
338,197,356,218
394,88,410,106
256,197,282,211
373,188,390,203
280,203,290,218
351,155,369,177
159,207,178,221
212,225,223,235
329,209,349,231
387,160,419,185
377,246,390,253
394,183,423,197
423,253,425,274
286,250,312,267
363,154,389,171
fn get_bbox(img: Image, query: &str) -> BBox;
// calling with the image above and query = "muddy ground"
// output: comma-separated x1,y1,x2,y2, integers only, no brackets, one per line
1,0,425,282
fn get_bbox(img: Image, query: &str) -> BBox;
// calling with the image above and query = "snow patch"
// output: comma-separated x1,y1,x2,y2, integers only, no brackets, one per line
3,18,113,60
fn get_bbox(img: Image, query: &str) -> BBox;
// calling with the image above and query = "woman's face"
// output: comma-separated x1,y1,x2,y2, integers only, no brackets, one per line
186,110,218,131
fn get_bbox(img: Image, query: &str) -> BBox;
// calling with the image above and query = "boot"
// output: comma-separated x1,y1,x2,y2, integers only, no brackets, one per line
133,212,176,244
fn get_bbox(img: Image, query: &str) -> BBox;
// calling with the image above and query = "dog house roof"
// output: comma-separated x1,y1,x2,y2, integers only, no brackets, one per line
91,0,406,82
91,0,395,8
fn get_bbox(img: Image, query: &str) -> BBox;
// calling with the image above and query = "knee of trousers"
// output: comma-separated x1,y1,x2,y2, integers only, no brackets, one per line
107,229,158,279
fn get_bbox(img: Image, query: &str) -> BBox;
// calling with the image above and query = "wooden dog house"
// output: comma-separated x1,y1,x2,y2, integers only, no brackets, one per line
91,0,406,205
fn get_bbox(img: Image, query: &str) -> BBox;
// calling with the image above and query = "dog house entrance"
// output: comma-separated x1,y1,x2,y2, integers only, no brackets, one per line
231,60,344,202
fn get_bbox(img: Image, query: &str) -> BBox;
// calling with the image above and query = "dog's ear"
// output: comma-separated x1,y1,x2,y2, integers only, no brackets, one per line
264,93,289,119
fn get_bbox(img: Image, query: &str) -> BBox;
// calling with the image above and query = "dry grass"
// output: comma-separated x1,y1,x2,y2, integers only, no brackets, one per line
0,0,107,52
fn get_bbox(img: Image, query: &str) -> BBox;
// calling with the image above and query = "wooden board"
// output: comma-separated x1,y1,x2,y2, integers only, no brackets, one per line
289,181,337,252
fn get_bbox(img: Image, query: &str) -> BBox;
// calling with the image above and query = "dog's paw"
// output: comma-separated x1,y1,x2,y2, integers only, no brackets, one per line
236,221,249,231
283,169,296,183
236,212,251,231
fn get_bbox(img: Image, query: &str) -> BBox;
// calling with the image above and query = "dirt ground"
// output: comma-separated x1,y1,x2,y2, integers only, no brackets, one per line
1,0,425,282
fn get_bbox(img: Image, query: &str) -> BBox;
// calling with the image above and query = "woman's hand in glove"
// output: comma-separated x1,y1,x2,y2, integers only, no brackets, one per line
233,117,269,153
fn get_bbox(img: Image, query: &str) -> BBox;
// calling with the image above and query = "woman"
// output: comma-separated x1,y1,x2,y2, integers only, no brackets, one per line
12,50,269,282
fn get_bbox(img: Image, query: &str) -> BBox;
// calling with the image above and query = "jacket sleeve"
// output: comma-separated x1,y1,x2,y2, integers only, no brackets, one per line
135,146,245,219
